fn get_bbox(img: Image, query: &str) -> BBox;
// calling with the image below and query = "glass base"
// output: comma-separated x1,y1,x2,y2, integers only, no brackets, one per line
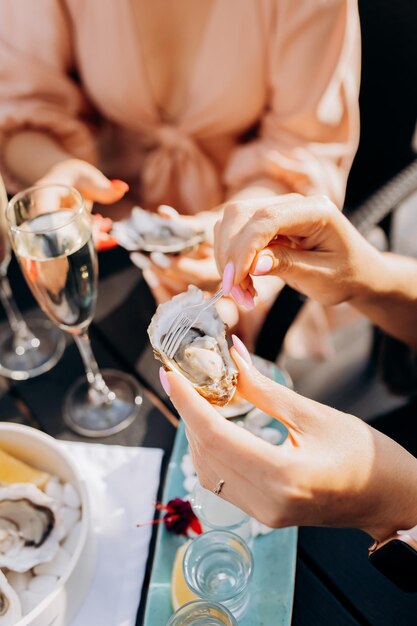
0,318,65,380
63,369,143,437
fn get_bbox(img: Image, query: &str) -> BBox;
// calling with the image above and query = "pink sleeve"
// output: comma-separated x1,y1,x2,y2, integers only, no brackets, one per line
0,0,98,189
224,0,361,207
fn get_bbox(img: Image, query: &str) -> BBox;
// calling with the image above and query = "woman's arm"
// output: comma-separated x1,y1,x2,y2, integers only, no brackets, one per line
160,346,417,541
351,252,417,350
215,194,417,349
4,131,72,186
223,0,360,208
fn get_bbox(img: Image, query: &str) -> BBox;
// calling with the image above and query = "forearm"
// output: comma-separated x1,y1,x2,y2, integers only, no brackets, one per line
4,131,72,185
361,425,417,541
351,252,417,350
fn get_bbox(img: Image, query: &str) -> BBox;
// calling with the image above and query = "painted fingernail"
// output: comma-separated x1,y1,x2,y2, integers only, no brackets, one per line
159,367,171,396
222,262,235,296
232,334,252,364
130,252,151,271
253,254,273,276
143,268,160,289
111,179,129,193
230,285,245,306
150,251,171,269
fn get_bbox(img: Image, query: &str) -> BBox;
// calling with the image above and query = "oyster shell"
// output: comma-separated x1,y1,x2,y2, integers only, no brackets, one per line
148,286,237,406
0,569,21,625
112,207,205,254
0,484,60,572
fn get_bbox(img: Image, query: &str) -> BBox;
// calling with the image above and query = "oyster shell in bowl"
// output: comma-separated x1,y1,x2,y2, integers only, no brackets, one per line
112,207,205,254
0,569,21,625
148,286,237,406
0,483,60,572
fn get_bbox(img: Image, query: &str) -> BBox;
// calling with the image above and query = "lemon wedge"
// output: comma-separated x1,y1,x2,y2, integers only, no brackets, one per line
171,541,199,611
0,448,50,488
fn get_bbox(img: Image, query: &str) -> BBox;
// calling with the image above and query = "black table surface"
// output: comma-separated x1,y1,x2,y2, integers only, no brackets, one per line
2,248,417,626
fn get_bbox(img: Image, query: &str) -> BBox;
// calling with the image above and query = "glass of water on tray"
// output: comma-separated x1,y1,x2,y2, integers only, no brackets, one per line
183,530,253,620
190,482,252,543
167,599,237,626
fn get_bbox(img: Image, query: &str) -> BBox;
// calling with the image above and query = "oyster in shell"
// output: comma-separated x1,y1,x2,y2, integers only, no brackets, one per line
148,286,237,406
0,483,60,572
112,207,205,254
0,569,21,625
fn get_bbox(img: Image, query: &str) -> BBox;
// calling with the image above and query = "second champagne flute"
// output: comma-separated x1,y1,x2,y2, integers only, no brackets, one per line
7,184,143,437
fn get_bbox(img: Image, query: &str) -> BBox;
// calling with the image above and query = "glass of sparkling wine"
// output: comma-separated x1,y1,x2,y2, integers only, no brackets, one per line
167,600,237,626
7,184,143,436
183,530,253,620
0,174,65,379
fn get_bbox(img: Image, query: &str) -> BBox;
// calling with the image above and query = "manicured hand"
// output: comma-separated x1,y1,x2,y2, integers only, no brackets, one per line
215,194,382,307
138,205,223,300
159,337,417,541
36,158,129,209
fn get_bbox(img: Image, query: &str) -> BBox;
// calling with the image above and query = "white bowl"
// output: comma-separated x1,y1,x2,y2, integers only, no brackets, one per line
0,423,95,626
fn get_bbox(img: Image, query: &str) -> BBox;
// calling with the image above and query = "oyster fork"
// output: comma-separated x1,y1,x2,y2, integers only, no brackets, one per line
161,287,223,359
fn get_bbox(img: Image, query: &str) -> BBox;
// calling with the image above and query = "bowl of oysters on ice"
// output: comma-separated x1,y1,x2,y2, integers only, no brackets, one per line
0,423,93,626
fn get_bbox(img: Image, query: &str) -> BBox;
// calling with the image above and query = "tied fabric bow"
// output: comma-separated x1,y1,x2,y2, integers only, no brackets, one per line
137,498,202,537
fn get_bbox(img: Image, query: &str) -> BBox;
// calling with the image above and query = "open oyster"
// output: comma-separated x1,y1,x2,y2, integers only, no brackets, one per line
0,483,60,572
148,286,237,406
0,570,21,625
111,207,205,254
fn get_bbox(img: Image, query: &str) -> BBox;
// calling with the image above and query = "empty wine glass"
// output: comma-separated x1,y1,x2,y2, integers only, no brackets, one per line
0,174,65,380
7,184,143,436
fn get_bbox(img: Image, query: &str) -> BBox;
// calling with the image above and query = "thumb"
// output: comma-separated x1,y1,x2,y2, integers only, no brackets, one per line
230,344,312,441
80,172,129,204
249,242,308,279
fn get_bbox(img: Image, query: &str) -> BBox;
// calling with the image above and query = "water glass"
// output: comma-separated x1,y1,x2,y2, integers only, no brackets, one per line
190,482,252,543
167,600,237,626
183,530,253,619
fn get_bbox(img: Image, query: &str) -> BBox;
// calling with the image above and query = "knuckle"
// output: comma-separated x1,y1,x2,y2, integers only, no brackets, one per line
275,246,294,274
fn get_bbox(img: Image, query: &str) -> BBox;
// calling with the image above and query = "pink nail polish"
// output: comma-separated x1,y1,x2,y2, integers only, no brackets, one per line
253,254,273,276
232,334,252,364
159,367,171,395
230,285,245,306
222,262,235,296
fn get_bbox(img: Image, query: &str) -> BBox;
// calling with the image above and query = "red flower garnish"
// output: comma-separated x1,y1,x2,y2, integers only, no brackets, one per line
137,497,202,536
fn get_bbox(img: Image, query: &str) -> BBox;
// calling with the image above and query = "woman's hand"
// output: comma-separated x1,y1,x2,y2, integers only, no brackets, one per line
159,339,417,541
36,158,129,209
136,205,223,303
215,194,382,307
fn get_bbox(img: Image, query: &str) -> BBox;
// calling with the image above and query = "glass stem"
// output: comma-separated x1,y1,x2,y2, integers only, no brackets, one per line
0,274,38,352
73,331,114,405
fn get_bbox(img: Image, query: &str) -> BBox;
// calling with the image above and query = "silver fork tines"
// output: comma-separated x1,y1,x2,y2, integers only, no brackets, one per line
161,288,223,359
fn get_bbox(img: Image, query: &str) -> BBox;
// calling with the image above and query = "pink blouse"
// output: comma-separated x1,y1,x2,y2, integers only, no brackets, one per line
0,0,360,213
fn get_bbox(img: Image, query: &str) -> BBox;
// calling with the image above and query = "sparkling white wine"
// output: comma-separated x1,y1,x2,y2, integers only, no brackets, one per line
15,210,97,333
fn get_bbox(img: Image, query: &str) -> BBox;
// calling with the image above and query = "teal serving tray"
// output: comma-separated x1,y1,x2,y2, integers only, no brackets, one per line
144,365,297,625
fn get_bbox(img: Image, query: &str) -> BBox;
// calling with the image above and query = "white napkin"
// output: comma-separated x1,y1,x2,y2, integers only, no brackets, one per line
58,441,163,626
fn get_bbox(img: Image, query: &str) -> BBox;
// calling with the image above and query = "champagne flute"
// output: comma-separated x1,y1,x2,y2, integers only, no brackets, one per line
7,184,143,436
0,174,65,380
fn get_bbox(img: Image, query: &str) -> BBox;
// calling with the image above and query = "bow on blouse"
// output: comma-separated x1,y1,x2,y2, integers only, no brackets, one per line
141,124,222,214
